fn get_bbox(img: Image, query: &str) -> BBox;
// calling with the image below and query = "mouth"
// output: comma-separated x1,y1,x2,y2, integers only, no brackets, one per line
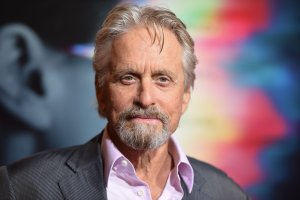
129,115,161,124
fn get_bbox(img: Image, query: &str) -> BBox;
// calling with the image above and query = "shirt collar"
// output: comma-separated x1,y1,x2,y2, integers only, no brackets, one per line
100,126,194,193
168,135,194,193
100,127,125,185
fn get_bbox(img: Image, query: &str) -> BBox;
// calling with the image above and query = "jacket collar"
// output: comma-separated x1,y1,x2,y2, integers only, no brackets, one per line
58,133,107,200
181,157,210,200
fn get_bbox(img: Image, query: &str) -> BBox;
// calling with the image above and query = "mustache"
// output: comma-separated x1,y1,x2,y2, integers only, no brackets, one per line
119,105,169,124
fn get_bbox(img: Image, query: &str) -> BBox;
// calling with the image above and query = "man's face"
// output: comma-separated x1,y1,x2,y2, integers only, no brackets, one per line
97,26,190,150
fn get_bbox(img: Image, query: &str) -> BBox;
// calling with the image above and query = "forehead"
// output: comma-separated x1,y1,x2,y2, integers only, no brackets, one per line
110,26,183,71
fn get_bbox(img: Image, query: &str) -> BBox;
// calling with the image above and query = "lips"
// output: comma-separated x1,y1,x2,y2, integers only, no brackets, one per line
119,105,169,125
129,115,161,124
130,114,159,119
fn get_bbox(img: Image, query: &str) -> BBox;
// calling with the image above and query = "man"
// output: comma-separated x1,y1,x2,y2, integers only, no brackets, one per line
0,4,249,200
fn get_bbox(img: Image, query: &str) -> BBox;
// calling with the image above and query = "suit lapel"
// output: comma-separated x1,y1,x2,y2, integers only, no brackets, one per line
58,134,107,200
181,172,207,200
182,159,215,200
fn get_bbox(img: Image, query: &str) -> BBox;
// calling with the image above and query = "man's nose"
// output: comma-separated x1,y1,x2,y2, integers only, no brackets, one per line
135,79,156,108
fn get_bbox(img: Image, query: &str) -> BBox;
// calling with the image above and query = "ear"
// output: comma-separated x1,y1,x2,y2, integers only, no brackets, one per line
0,23,51,130
181,88,191,114
95,74,107,117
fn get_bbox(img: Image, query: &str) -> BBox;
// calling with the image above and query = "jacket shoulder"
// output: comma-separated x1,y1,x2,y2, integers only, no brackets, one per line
3,145,81,199
8,145,79,176
187,156,249,200
188,156,228,178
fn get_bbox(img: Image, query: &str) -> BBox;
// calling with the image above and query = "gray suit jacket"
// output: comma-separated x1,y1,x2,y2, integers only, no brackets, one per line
0,134,249,200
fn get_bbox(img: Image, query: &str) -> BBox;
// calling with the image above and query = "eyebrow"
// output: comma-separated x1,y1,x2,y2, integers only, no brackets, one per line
111,68,177,79
151,69,177,80
111,68,139,79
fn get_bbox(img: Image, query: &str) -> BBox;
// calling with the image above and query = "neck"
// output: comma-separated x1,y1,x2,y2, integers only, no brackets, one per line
107,125,174,199
126,143,173,177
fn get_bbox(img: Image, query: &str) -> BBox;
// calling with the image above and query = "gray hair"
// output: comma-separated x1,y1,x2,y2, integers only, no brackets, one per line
93,4,197,91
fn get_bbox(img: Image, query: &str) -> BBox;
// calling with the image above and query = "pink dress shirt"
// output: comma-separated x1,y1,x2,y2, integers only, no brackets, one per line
101,127,194,200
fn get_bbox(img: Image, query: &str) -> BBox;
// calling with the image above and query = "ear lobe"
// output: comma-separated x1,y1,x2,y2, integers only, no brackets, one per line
181,89,191,114
95,75,107,117
0,23,51,130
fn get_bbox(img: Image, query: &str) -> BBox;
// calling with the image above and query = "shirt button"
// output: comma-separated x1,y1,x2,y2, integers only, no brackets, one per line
137,190,143,197
121,159,128,167
113,166,118,171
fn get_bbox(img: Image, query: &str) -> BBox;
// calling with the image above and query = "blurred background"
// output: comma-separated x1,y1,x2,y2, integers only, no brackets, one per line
0,0,299,199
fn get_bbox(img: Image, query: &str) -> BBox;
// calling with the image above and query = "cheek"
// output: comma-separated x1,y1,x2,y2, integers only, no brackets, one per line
108,87,135,118
167,116,182,134
169,106,183,128
161,95,185,132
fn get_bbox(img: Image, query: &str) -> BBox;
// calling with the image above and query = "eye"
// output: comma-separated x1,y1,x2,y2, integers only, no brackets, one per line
156,75,171,86
120,74,136,85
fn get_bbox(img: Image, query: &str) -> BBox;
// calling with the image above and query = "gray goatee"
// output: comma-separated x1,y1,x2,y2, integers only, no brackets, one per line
114,105,170,150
